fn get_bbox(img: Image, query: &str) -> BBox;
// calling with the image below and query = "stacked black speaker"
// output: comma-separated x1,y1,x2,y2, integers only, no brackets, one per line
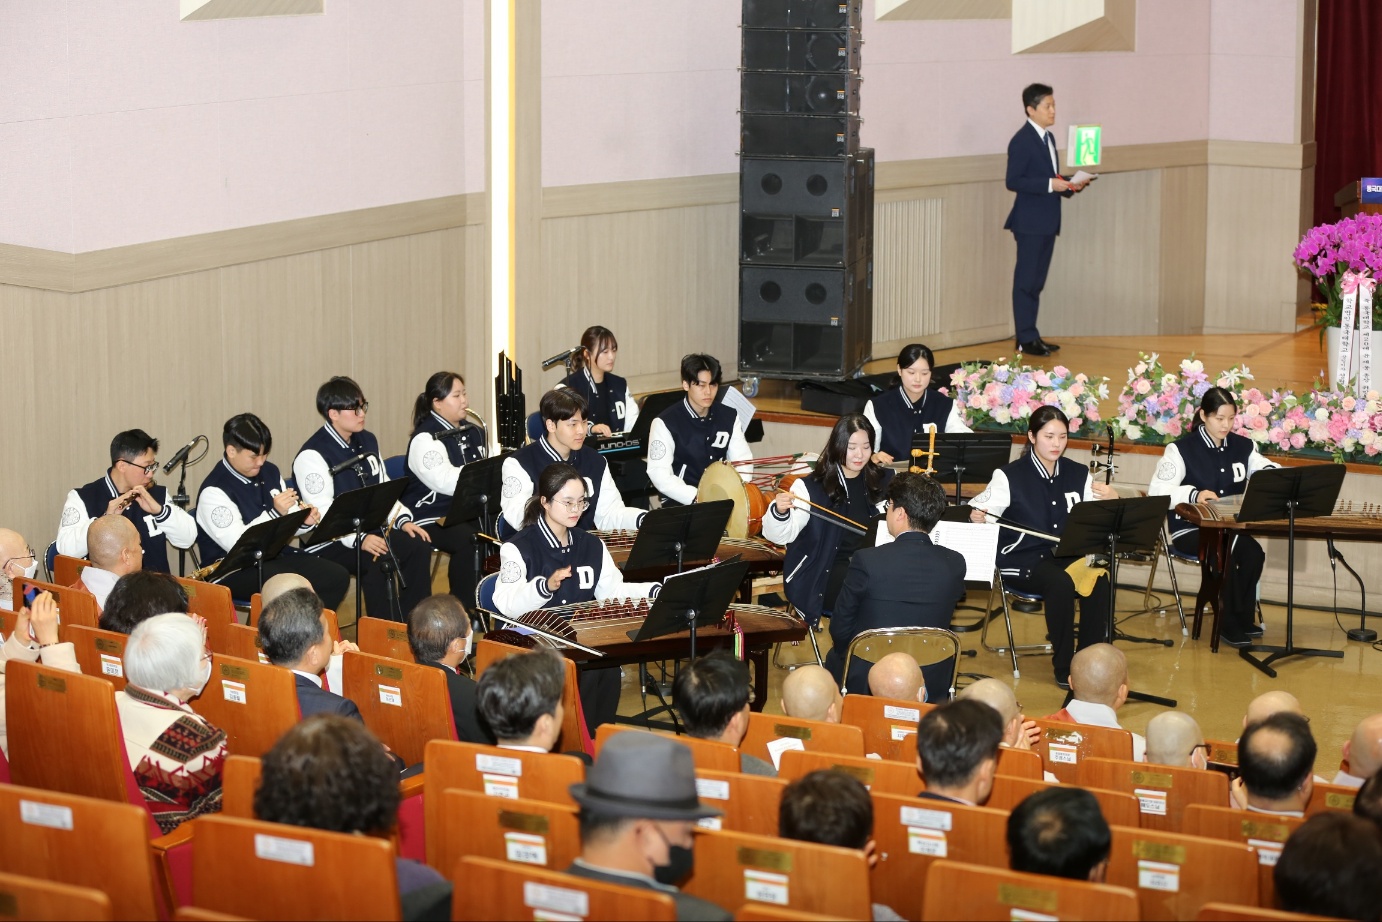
738,0,873,381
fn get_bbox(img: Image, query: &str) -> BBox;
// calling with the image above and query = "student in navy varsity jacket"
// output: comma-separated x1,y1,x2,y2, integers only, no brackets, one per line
195,414,349,609
57,429,198,573
559,326,639,437
293,377,432,622
646,353,753,506
969,406,1117,687
500,388,643,536
403,372,488,606
864,343,971,464
494,463,658,732
763,414,894,627
1148,387,1278,646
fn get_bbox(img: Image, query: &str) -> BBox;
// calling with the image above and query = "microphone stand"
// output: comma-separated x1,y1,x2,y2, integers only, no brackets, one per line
1329,539,1377,643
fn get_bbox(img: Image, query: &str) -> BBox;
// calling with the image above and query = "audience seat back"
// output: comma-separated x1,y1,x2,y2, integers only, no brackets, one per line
870,791,1009,920
435,789,579,879
217,623,264,662
778,748,919,797
342,650,456,766
173,578,236,653
219,754,260,818
454,855,675,921
189,654,299,758
0,608,16,641
595,724,738,774
1031,718,1133,784
62,624,129,693
52,554,87,588
191,814,400,921
1080,756,1229,833
922,859,1140,920
1182,804,1307,909
740,712,864,766
474,638,591,756
1105,824,1259,920
356,617,413,662
693,768,787,838
15,579,98,629
1204,738,1239,772
1305,780,1356,817
681,828,872,919
0,870,113,922
983,773,1142,827
734,907,838,921
995,746,1043,779
839,694,934,762
1195,902,1336,921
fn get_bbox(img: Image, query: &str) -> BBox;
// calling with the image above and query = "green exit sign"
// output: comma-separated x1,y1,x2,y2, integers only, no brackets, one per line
1066,125,1102,168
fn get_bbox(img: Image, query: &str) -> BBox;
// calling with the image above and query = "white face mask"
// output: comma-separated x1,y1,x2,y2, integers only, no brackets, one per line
190,658,213,698
462,632,473,661
21,560,37,580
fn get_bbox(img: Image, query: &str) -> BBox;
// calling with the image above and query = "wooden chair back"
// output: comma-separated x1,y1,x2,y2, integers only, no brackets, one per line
474,638,589,755
342,650,456,765
1306,780,1357,816
1031,718,1133,784
1205,737,1239,770
734,908,838,922
870,791,1010,921
423,739,584,870
984,773,1142,827
741,712,864,766
778,748,919,797
192,814,400,921
174,909,252,921
219,623,265,662
15,579,98,629
0,607,16,640
840,693,933,762
357,616,414,661
694,768,787,837
1195,903,1336,921
220,755,260,818
52,553,88,588
62,624,129,692
923,859,1140,920
1182,804,1307,909
248,594,340,639
189,654,300,758
682,828,872,919
0,870,113,922
996,745,1043,779
1105,824,1258,920
1080,756,1230,832
433,789,579,879
173,577,238,655
0,782,161,921
454,855,675,921
595,724,738,774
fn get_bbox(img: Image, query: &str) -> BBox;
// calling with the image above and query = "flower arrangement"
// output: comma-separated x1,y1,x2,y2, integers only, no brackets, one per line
949,358,1108,434
1108,353,1257,445
1266,388,1382,461
1293,213,1382,336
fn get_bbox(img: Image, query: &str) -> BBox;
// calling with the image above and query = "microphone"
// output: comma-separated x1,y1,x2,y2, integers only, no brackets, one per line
329,452,374,476
434,425,479,443
541,347,579,370
162,436,205,474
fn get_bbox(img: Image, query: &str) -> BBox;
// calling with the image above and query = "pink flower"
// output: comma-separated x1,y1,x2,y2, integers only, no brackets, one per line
1250,416,1268,431
1291,432,1306,449
1068,417,1083,432
1134,379,1152,395
1166,418,1183,437
1053,365,1069,377
1342,396,1357,411
1068,382,1085,397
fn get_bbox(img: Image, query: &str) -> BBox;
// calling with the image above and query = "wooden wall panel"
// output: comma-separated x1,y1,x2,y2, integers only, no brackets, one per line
873,197,944,347
1158,166,1209,335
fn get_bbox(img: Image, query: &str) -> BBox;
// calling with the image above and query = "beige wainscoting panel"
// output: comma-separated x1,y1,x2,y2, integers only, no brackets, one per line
938,180,1022,352
1158,165,1209,335
873,197,943,346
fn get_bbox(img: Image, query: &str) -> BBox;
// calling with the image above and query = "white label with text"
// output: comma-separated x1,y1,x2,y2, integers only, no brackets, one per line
744,869,789,905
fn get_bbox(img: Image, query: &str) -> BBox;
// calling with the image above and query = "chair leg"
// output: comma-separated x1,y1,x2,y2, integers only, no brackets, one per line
1163,545,1189,636
981,580,1022,679
1140,543,1161,614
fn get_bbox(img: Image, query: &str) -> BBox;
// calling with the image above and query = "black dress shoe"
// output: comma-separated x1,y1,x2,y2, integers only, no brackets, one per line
1017,339,1053,357
1220,631,1252,648
1245,624,1265,637
1039,338,1061,352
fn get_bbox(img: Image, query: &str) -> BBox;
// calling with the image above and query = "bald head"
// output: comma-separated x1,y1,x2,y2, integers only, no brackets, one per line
0,528,26,563
1345,714,1382,780
1068,644,1128,708
1244,690,1305,728
958,677,1021,733
781,665,843,724
1145,712,1205,769
262,573,313,608
868,652,925,702
87,515,142,574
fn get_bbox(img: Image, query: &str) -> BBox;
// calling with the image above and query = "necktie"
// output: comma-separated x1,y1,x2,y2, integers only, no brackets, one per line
1045,131,1058,174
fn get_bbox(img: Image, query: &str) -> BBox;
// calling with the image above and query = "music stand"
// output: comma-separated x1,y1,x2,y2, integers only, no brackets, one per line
1235,464,1346,678
924,433,1013,504
207,508,311,592
630,559,751,662
440,454,508,613
1055,495,1175,708
304,479,410,623
622,500,733,574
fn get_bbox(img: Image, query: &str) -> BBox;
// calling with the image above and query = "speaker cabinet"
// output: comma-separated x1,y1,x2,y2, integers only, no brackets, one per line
740,149,873,267
739,260,872,377
742,29,860,73
741,71,860,116
742,0,860,29
741,113,859,158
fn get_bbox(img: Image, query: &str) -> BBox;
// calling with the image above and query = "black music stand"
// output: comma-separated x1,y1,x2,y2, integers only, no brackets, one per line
305,479,410,624
440,453,508,621
925,433,1012,504
622,500,733,574
630,559,751,662
1235,464,1346,678
1055,495,1175,708
208,508,311,592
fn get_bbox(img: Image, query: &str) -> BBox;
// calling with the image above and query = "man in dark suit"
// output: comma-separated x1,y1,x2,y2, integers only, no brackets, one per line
407,593,491,744
914,699,1003,806
1004,82,1088,357
825,473,966,702
259,586,363,718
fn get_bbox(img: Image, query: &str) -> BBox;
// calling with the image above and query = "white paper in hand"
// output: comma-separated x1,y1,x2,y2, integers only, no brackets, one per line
765,736,805,770
1071,169,1098,185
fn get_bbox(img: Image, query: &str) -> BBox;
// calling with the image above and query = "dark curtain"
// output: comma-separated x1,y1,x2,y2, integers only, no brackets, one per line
1313,0,1382,226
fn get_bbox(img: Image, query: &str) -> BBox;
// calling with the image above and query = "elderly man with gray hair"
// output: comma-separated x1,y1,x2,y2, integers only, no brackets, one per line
116,612,227,832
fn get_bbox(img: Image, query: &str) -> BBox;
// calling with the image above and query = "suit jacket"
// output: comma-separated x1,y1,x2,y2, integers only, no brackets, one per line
294,673,363,720
564,862,731,922
913,789,967,805
1004,121,1072,237
825,532,966,701
420,660,493,745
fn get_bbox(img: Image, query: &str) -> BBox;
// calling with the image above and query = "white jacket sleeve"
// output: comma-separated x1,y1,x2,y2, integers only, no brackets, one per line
196,486,273,554
863,400,884,453
727,423,753,480
500,456,534,533
646,418,697,506
969,470,1011,520
492,541,551,616
154,502,198,551
1146,443,1200,506
944,402,973,434
761,478,811,546
1247,444,1280,476
296,449,355,548
592,463,645,532
408,432,464,495
594,544,658,600
621,386,640,434
56,489,93,558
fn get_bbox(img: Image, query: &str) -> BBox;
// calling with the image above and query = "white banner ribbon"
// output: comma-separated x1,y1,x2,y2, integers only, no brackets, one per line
1336,285,1357,391
1358,278,1374,397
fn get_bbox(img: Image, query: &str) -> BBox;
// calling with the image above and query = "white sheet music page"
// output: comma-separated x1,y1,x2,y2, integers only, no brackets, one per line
930,522,999,584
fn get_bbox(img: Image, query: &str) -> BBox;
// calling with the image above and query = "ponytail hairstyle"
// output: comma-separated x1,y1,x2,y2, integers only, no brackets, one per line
814,414,887,505
1193,387,1238,429
570,326,618,375
413,372,465,430
522,463,584,529
1023,406,1070,455
892,343,936,388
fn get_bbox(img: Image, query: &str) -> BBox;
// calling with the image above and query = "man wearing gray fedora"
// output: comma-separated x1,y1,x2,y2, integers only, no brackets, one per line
567,732,732,921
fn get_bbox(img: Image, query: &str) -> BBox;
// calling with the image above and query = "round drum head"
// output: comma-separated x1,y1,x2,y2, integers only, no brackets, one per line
695,460,749,538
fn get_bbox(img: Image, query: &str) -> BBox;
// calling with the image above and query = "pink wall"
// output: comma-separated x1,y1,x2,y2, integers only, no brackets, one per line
0,0,484,253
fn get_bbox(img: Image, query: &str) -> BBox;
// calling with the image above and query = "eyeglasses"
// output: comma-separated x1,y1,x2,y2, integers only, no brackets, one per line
2,548,35,570
118,459,159,476
345,401,369,414
1190,743,1211,759
553,497,590,512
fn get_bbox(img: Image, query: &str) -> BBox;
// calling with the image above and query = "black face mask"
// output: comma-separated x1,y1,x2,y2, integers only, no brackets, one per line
651,825,695,886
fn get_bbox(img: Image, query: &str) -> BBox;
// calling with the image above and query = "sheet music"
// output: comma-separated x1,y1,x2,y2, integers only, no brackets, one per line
929,521,999,584
720,386,757,433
